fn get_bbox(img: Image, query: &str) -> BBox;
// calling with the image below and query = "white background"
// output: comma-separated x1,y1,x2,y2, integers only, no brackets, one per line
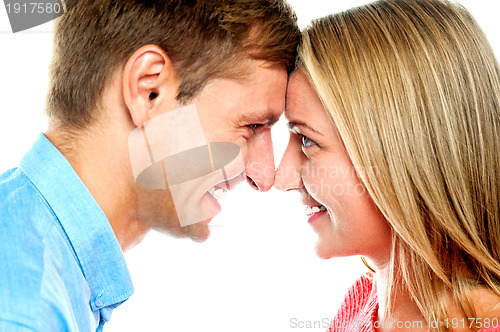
0,1,499,331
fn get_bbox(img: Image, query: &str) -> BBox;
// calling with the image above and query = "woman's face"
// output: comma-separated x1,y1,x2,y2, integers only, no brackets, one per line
275,70,392,263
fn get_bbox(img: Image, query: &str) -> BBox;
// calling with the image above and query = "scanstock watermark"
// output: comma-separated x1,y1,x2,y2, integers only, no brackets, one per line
3,0,78,32
290,317,425,330
290,317,499,330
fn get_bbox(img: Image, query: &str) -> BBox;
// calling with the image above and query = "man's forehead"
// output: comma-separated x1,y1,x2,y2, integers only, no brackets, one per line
284,70,312,117
238,63,287,123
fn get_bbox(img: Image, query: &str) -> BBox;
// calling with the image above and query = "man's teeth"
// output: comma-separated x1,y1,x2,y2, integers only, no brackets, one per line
305,205,326,216
212,188,226,201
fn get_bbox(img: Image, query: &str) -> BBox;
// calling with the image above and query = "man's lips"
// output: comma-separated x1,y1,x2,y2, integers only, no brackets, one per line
198,171,246,226
206,171,246,201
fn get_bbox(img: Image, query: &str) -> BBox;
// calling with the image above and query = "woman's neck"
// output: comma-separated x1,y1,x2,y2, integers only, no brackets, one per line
373,262,500,332
373,263,427,332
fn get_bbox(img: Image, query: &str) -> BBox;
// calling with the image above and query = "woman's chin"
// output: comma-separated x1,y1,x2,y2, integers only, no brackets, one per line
314,240,334,259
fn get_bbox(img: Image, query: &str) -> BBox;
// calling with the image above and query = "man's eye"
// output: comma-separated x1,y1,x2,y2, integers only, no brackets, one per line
248,124,263,133
300,134,317,147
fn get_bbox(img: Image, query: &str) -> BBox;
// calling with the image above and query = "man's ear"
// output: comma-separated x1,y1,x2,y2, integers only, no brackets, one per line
122,44,179,127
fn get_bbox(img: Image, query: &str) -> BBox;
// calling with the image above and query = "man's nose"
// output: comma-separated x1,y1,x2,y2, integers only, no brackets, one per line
245,130,275,192
274,135,303,191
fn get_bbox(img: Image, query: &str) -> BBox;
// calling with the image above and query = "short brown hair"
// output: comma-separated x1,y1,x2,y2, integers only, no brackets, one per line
46,0,299,129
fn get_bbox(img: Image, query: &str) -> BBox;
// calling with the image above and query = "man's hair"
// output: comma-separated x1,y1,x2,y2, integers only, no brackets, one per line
46,0,299,129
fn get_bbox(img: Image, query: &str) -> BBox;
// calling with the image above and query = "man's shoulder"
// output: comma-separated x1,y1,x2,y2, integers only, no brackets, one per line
0,168,53,304
1,165,37,196
0,166,27,196
0,166,57,234
0,167,63,311
0,166,84,331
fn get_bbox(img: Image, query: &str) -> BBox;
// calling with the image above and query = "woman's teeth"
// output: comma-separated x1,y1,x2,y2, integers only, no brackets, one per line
305,205,326,216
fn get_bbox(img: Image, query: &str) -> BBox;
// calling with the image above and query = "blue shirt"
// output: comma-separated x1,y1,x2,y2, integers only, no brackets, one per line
0,134,134,331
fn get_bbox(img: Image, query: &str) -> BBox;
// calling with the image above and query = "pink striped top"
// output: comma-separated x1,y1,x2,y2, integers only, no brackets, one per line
328,273,500,332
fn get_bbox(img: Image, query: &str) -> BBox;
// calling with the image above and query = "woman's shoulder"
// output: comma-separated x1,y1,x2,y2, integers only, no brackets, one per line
328,272,378,332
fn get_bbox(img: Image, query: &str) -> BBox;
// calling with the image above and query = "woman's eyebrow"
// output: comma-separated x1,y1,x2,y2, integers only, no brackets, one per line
287,121,323,136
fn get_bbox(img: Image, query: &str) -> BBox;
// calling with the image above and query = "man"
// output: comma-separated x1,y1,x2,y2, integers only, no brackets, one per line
0,0,299,330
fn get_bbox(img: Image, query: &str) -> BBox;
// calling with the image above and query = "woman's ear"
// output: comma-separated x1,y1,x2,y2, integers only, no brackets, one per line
122,44,179,127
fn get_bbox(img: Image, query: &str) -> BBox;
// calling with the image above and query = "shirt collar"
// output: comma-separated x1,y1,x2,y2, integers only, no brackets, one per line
19,133,134,311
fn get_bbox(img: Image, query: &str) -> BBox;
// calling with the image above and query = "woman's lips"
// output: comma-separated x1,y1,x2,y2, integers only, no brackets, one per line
308,210,326,223
305,205,327,223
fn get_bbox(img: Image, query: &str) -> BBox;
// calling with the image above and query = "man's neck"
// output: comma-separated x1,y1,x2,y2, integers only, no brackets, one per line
45,123,149,251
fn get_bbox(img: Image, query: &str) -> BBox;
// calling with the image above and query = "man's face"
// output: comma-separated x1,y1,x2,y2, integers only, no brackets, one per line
139,60,288,241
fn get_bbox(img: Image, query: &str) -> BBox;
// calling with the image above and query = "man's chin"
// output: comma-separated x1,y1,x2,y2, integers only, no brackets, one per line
185,219,212,242
153,218,211,242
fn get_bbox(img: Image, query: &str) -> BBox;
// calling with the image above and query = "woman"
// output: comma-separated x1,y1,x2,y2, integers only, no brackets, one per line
274,0,500,331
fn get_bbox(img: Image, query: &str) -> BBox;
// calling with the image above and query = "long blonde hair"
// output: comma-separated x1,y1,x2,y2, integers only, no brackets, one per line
298,0,500,330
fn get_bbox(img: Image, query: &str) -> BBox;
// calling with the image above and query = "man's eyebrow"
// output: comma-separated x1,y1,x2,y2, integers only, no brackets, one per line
287,121,323,136
267,114,281,127
242,110,282,127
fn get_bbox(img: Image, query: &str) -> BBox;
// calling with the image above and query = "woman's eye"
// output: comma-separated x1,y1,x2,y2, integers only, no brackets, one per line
300,134,317,147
